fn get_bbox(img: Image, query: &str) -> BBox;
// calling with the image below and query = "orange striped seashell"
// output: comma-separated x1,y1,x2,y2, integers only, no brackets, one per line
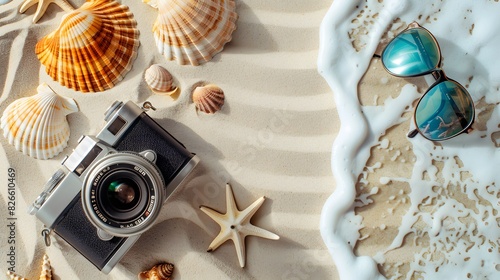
36,0,140,92
153,0,237,66
192,84,225,114
0,83,79,160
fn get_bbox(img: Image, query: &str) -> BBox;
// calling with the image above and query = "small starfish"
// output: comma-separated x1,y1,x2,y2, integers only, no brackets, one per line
19,0,75,23
200,183,279,268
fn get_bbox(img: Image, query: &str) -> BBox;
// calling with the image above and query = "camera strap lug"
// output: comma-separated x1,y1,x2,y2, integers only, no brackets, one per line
41,227,52,247
142,101,156,111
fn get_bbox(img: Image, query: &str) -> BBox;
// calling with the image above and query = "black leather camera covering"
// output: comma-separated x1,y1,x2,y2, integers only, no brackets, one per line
53,195,127,270
115,113,193,184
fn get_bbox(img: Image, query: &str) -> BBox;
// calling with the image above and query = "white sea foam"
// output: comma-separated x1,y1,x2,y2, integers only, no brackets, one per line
319,0,500,279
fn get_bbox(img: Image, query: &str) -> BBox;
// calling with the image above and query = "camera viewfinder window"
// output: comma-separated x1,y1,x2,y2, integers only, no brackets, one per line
108,116,127,135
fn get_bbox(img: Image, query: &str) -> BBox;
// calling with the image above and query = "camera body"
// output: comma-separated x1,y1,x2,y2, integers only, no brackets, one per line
29,101,199,274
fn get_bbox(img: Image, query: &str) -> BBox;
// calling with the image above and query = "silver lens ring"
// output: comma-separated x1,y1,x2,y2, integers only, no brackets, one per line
81,152,165,237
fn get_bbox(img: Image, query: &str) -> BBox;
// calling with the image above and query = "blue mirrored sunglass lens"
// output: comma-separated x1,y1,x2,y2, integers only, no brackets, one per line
415,81,474,141
382,28,440,76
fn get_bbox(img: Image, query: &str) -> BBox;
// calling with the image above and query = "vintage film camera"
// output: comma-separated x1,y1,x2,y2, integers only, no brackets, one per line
29,101,199,273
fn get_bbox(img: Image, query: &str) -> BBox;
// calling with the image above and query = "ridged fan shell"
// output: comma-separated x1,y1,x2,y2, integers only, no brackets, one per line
192,84,225,114
138,263,174,280
36,0,140,92
0,83,79,160
144,64,176,94
153,0,237,66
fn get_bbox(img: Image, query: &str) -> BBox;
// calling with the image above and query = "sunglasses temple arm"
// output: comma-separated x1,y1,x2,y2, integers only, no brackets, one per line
407,129,419,138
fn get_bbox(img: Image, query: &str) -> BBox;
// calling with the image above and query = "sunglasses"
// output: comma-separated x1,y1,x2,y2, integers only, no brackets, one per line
380,22,475,141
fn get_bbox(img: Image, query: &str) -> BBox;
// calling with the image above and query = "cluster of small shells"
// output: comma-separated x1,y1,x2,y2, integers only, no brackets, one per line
138,262,174,280
143,65,225,114
6,254,52,280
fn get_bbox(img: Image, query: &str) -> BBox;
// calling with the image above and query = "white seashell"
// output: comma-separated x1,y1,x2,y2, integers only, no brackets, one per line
153,0,237,66
0,83,79,160
138,263,174,280
35,0,140,92
192,84,225,114
144,64,177,95
39,254,52,280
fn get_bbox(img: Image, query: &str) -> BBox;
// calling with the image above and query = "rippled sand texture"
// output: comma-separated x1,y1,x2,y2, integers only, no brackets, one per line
0,0,338,279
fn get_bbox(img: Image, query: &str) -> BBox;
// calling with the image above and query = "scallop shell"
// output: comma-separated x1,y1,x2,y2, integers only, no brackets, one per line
0,83,79,160
40,254,52,280
192,84,225,114
153,0,237,66
144,64,177,95
138,263,174,280
36,0,140,92
6,271,27,280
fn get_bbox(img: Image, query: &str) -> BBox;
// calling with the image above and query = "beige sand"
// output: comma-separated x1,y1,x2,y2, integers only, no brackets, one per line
0,0,340,279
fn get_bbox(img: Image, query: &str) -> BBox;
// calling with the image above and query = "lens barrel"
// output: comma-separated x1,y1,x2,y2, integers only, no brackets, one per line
82,152,165,237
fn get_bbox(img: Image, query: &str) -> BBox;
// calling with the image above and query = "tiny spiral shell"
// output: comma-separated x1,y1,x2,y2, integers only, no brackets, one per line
138,263,174,280
192,84,225,114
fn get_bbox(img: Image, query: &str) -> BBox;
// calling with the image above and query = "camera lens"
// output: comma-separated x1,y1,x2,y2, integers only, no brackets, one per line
98,170,148,222
107,179,139,210
82,151,166,237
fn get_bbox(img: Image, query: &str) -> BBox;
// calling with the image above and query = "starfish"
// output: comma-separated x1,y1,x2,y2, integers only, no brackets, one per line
19,0,75,23
200,183,280,268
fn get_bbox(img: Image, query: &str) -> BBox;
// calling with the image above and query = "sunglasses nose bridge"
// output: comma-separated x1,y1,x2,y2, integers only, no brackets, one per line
431,69,446,81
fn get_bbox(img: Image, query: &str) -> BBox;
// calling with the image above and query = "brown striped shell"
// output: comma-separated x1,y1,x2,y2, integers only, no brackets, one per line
138,263,174,280
192,84,225,114
36,0,140,92
153,0,237,66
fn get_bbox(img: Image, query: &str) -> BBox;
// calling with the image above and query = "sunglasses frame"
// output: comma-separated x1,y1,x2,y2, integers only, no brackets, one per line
381,22,475,141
